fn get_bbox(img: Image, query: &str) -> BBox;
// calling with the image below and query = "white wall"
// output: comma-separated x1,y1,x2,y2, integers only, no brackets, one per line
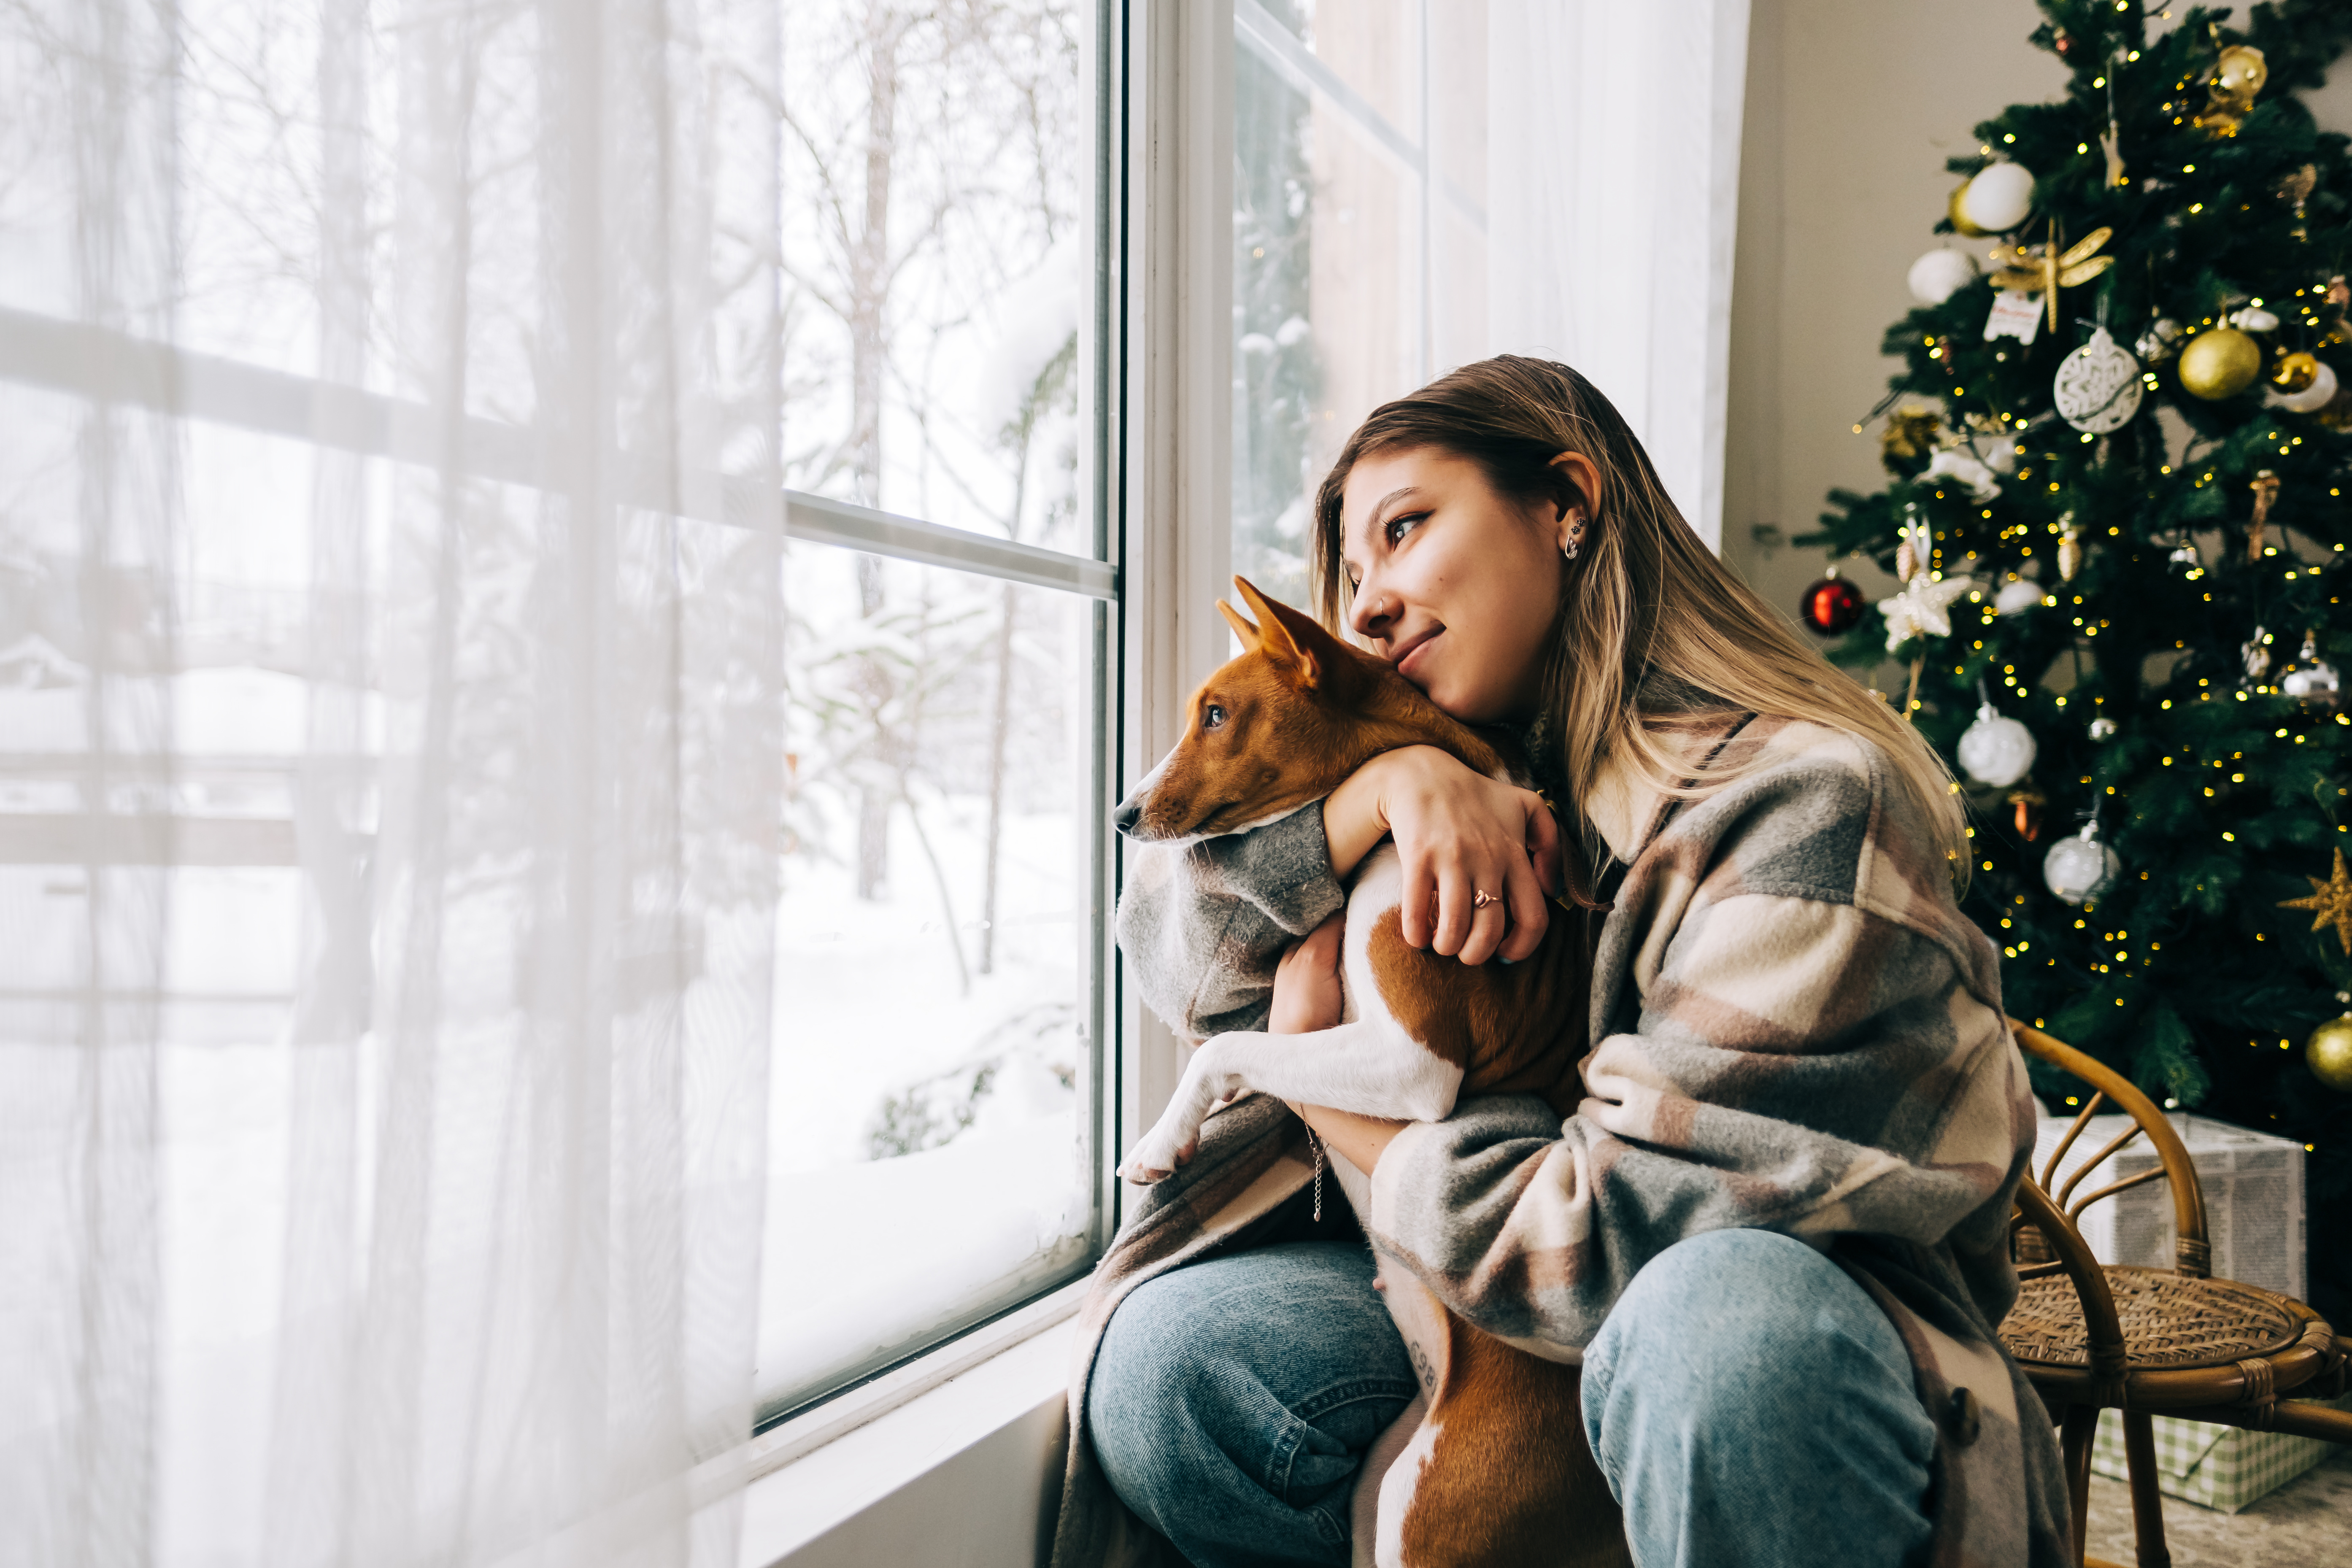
1722,0,2352,664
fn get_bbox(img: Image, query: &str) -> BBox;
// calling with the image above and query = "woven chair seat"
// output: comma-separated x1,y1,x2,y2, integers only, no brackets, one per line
2001,1265,2301,1371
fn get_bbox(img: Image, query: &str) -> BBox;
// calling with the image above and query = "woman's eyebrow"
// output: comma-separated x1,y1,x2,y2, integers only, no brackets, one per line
1363,486,1421,536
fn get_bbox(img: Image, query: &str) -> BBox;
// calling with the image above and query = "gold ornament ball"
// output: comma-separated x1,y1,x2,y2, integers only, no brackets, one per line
2308,1013,2352,1092
2274,351,2320,393
2214,44,2269,100
1948,184,1988,238
2179,328,2263,400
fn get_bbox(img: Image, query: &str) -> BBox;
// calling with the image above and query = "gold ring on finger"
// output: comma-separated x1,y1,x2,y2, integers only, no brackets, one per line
1472,889,1498,909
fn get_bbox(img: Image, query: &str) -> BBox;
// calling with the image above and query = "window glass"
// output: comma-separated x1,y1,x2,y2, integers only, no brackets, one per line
780,2,1097,555
762,0,1103,1420
1231,0,1488,610
767,549,1097,1412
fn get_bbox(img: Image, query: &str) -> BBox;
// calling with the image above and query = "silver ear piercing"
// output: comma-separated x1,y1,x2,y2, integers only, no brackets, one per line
1563,513,1587,561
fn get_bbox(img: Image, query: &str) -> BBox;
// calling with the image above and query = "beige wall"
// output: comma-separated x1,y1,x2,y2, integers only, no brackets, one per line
1723,0,2352,683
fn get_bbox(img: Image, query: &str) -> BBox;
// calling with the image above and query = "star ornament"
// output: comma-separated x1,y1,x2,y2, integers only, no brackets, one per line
1878,574,1972,653
2281,848,2352,955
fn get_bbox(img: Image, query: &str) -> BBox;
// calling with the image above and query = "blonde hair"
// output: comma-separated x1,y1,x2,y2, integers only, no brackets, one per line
1310,355,1966,875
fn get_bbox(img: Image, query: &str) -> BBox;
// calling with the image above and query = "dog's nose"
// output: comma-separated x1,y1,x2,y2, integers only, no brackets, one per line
1113,796,1142,837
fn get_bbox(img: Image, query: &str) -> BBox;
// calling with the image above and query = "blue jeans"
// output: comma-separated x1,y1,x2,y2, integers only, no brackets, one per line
1088,1230,1937,1568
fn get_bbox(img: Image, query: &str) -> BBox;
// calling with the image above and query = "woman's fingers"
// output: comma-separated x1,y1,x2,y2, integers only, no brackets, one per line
1495,848,1553,963
1456,883,1514,966
1522,793,1563,899
1428,860,1476,957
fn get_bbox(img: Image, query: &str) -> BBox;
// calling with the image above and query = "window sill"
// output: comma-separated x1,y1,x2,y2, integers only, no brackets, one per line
736,1279,1087,1567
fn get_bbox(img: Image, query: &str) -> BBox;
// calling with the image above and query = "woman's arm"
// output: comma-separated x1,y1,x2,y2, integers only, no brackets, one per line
1118,745,1563,1039
1116,804,1347,1041
1323,746,1560,965
1362,746,2030,1354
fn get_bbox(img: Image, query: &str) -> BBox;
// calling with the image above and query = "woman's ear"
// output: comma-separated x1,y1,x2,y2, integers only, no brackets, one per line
1547,451,1601,545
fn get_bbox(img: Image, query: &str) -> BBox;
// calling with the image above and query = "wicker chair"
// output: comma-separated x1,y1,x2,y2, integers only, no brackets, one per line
1999,1019,2352,1568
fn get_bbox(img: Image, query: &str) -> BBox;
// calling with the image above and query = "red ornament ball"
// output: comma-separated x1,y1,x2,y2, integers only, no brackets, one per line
1801,573,1866,635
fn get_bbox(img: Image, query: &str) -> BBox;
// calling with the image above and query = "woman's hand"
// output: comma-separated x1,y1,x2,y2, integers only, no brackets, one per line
1270,913,1347,1034
1323,745,1559,964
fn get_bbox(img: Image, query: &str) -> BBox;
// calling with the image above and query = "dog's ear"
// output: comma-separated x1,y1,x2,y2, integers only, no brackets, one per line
1217,599,1262,650
1233,576,1362,698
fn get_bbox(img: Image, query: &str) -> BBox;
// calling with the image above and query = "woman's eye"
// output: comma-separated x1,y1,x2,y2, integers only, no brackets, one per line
1202,704,1227,730
1385,512,1428,548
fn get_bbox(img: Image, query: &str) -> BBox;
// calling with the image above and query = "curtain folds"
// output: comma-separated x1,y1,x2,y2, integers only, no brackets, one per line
0,3,782,1564
1488,0,1751,551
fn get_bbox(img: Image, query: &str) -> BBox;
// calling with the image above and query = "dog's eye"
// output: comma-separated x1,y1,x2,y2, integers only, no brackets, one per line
1202,704,1227,730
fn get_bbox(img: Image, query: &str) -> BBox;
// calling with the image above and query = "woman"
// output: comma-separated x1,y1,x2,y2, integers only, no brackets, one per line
1051,358,2069,1568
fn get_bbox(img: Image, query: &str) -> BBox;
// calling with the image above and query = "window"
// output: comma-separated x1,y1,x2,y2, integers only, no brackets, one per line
1231,0,1490,607
759,0,1111,1425
0,0,1114,1484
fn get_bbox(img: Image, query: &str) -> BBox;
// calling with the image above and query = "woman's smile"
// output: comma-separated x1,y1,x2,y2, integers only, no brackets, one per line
1391,624,1443,680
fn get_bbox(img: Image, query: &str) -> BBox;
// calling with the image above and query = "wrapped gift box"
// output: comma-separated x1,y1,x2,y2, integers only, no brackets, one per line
2031,1112,2305,1298
2034,1111,2325,1508
2088,1395,2352,1512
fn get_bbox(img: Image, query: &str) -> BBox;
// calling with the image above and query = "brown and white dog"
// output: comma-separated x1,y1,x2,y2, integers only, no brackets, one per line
1114,578,1628,1568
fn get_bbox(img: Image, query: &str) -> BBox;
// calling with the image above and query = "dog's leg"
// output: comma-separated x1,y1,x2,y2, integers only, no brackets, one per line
1118,1017,1464,1183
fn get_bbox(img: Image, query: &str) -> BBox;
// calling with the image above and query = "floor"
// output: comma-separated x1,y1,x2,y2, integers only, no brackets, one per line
2080,1448,2352,1565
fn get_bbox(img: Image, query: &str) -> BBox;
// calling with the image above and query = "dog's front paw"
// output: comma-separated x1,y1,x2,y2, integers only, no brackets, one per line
1118,1125,1199,1185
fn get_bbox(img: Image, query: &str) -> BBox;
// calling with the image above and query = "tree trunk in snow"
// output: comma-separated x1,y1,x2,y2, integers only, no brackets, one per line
978,579,1015,975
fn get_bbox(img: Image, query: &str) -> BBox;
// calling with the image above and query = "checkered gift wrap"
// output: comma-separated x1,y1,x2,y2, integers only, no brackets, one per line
2090,1394,2352,1512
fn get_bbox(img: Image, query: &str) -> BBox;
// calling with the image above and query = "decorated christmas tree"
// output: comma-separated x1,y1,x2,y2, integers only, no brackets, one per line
1803,1,2352,1322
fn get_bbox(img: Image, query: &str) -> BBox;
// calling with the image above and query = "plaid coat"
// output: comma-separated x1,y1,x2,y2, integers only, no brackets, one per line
1051,713,2071,1568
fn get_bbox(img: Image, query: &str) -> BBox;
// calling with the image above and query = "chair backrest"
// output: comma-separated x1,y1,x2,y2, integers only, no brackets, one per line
2009,1018,2212,1279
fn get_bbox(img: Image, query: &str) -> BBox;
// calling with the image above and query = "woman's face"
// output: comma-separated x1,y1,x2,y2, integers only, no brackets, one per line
1339,445,1580,724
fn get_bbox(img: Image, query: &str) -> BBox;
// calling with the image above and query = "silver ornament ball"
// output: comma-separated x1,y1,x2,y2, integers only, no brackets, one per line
2043,827,2121,907
2052,328,2144,435
1957,704,2038,789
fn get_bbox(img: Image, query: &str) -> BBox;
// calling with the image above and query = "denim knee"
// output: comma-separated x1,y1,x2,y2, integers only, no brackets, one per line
1579,1228,1938,1568
1087,1241,1417,1566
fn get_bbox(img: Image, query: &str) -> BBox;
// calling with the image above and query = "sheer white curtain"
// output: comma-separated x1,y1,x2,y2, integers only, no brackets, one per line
1488,0,1750,550
0,3,780,1565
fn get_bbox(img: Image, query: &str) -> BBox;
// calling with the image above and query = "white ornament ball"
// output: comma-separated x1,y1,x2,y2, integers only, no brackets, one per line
1961,163,2037,232
1994,578,2044,615
1957,703,2038,788
2043,827,2121,907
2274,360,2340,414
1909,248,1979,306
2284,659,2341,701
2230,305,2281,332
2052,328,2144,434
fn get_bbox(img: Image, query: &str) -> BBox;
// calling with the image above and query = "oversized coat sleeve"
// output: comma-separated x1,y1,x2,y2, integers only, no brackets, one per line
1115,803,1348,1040
1364,726,2035,1354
